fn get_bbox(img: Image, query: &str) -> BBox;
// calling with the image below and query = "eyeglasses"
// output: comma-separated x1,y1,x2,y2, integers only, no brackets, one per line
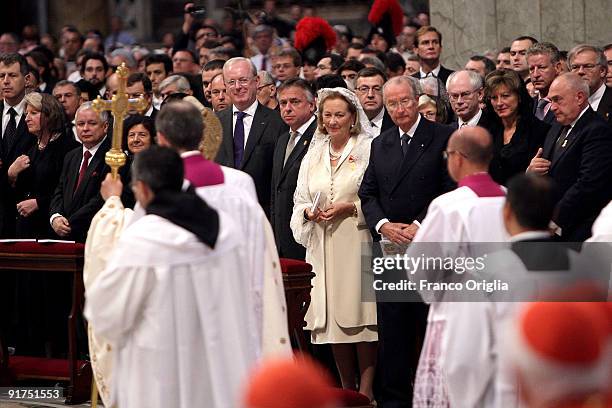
386,98,414,111
356,85,382,94
225,77,253,88
257,83,274,91
570,63,599,72
442,150,467,160
449,89,479,101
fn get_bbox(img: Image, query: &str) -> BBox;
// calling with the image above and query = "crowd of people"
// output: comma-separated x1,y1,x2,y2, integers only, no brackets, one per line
1,0,611,407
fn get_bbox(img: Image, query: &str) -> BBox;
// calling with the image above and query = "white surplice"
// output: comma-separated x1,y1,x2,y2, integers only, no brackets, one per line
407,186,517,408
85,209,258,408
83,180,290,407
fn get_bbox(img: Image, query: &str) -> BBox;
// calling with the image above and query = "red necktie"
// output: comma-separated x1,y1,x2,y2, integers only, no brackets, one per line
74,150,92,193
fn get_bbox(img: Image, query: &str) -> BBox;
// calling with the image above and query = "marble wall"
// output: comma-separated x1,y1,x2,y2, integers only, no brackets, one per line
430,0,612,70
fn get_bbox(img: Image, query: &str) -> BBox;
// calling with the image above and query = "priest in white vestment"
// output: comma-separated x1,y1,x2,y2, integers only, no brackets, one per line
85,147,259,408
405,127,515,408
84,102,290,406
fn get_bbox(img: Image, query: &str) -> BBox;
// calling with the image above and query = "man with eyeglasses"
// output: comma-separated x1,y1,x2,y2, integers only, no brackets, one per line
568,44,612,122
256,71,278,110
271,49,301,85
359,75,454,408
355,67,394,137
216,57,287,217
446,70,497,131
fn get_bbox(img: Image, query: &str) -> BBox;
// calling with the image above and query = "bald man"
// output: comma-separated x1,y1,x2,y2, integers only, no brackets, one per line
527,73,612,241
407,125,512,407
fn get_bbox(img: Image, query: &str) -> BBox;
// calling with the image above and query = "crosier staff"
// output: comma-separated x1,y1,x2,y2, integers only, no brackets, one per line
92,63,147,179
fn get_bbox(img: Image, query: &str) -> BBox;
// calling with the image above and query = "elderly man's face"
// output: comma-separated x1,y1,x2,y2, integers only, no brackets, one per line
548,77,587,125
384,81,419,132
570,50,606,94
224,60,258,111
75,108,108,148
447,73,482,122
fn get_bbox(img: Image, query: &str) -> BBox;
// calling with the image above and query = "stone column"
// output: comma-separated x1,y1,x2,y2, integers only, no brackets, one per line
430,0,612,70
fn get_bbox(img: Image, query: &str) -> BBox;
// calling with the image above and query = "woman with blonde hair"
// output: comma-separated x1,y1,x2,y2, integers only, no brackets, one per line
291,87,377,401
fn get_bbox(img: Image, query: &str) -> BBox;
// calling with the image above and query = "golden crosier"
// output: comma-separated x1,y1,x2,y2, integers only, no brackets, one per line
92,63,147,179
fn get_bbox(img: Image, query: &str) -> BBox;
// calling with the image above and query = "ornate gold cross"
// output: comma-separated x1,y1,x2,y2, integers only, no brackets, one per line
91,63,147,179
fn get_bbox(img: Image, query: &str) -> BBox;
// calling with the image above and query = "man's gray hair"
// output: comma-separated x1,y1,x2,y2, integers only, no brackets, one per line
360,56,385,72
383,76,422,103
223,57,257,77
155,100,204,151
159,75,192,93
557,72,589,96
567,44,607,68
257,70,275,86
76,101,109,122
525,42,561,64
111,48,137,68
446,70,483,91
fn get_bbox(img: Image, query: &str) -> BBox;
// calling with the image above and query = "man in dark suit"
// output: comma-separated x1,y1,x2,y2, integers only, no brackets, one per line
270,78,316,260
446,70,498,131
411,26,454,87
216,57,287,216
53,80,83,144
527,73,612,242
358,76,455,407
126,73,158,121
355,67,395,137
49,103,111,242
0,53,36,237
568,44,612,122
527,42,563,125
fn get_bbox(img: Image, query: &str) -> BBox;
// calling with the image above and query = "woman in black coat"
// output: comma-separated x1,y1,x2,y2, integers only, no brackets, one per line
484,69,551,185
7,92,68,238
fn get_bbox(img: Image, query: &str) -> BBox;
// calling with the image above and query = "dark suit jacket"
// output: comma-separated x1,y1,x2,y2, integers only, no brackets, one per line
541,108,612,241
270,118,316,260
49,137,111,242
595,86,612,123
381,109,395,133
532,96,558,125
359,117,456,240
450,108,499,133
412,65,455,88
0,100,36,237
489,114,550,185
215,102,288,216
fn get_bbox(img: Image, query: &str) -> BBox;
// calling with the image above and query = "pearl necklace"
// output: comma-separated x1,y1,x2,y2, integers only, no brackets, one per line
329,144,343,160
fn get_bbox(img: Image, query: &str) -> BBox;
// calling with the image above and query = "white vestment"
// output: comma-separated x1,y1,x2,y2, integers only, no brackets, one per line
587,200,612,242
83,177,289,406
85,211,258,408
407,186,518,408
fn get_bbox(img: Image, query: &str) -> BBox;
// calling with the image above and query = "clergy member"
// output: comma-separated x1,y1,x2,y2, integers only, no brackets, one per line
85,146,258,408
406,126,513,407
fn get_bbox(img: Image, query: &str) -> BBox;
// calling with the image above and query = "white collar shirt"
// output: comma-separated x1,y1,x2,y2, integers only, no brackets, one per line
369,108,385,137
588,83,606,112
458,109,482,128
232,100,259,148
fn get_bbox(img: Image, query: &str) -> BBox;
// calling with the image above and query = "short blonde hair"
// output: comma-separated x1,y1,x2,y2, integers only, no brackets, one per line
316,91,361,136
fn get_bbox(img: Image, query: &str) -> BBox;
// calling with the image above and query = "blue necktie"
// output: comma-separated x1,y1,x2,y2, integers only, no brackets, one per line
234,111,247,167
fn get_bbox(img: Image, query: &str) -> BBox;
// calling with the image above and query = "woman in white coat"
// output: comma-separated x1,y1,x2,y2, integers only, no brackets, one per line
291,87,377,400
